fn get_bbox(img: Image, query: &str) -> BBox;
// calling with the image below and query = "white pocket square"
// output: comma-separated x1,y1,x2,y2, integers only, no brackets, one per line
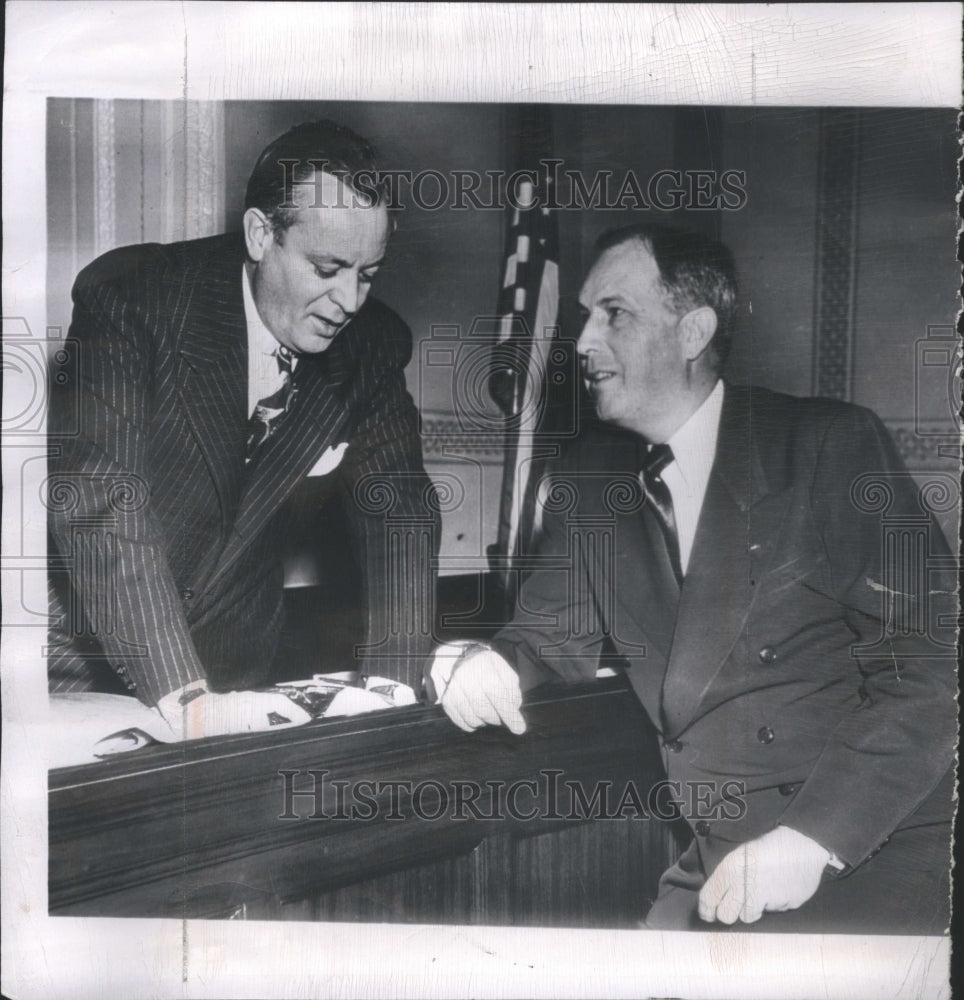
307,442,349,477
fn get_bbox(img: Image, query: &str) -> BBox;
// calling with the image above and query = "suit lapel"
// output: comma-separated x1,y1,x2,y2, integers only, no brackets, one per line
615,496,681,659
209,333,354,584
175,242,248,527
613,496,681,722
579,435,680,716
660,385,772,735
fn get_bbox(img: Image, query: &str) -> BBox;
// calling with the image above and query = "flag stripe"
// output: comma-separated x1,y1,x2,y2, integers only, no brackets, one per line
491,152,560,587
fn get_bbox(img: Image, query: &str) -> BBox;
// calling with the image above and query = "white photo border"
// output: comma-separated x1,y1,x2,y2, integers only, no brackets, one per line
3,4,960,999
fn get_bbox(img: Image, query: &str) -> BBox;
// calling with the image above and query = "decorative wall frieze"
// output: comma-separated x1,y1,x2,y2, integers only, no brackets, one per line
812,109,861,401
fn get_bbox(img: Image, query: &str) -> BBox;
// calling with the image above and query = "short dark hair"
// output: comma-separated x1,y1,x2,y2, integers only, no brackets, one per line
594,224,738,369
244,119,387,237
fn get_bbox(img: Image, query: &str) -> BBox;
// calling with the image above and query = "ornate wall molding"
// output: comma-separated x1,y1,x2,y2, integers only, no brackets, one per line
184,102,225,240
92,100,116,256
160,101,225,243
420,413,506,460
885,421,961,468
812,109,861,401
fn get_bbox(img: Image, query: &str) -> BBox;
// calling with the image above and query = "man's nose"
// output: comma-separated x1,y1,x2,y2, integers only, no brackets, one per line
576,315,601,357
329,271,360,316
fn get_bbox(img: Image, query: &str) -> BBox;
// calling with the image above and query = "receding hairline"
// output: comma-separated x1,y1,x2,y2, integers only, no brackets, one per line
248,172,395,246
582,234,680,308
283,173,384,211
591,227,734,306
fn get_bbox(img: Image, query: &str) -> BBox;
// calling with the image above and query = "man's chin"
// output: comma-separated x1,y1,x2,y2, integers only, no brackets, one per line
293,330,339,354
589,395,618,425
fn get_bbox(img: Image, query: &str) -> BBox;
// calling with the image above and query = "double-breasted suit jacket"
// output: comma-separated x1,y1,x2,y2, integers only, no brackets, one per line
48,234,439,705
491,384,955,917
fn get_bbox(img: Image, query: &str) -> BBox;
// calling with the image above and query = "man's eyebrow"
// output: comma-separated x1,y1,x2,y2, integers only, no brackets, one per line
306,253,384,270
595,295,630,309
307,254,349,268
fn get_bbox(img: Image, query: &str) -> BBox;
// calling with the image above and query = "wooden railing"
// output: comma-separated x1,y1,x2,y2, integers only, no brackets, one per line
49,677,681,923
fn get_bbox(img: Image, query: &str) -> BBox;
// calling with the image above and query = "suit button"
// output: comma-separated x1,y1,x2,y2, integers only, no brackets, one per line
694,821,711,836
664,739,683,753
778,783,797,796
181,588,194,601
758,646,778,664
757,726,775,744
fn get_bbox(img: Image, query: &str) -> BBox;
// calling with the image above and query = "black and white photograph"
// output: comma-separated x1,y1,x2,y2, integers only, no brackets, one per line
3,4,960,998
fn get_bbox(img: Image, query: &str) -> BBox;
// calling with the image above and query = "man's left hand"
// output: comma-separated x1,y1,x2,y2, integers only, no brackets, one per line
698,826,830,925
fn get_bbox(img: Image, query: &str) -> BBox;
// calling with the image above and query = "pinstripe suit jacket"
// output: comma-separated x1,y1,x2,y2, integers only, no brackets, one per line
48,234,439,705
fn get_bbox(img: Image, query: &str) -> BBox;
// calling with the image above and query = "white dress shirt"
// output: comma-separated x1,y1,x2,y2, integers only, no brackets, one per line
242,265,297,417
659,379,725,575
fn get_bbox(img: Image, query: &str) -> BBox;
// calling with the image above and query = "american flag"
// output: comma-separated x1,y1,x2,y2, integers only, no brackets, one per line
488,143,560,605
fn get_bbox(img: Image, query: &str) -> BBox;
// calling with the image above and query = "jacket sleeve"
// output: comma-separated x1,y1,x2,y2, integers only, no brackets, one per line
49,260,207,705
777,404,957,868
336,317,441,691
489,468,610,694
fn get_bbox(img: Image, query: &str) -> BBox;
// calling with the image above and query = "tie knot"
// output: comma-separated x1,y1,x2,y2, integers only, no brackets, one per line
276,345,294,373
642,442,674,482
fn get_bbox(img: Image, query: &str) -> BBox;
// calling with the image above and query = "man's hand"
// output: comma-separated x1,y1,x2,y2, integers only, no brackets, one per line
156,682,312,741
430,643,526,735
698,825,831,925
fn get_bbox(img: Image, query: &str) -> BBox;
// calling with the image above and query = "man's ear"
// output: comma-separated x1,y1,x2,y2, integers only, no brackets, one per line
679,306,718,362
243,208,273,263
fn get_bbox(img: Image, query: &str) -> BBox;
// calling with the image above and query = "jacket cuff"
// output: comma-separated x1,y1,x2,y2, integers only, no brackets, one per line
777,793,881,871
488,635,557,694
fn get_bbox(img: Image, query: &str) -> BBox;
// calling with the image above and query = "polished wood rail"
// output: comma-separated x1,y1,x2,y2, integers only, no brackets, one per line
49,677,680,922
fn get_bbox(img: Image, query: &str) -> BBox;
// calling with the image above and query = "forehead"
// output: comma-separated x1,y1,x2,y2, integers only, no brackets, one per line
580,239,666,305
286,175,390,261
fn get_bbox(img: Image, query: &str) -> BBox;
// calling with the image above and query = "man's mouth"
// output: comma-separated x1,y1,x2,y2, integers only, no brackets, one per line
312,315,342,337
584,371,616,386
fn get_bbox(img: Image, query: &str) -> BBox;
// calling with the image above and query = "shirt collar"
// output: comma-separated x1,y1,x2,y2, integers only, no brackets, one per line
666,379,725,490
242,264,287,362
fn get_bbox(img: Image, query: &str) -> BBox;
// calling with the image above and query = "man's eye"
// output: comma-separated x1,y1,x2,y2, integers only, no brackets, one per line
314,266,338,279
606,306,625,320
359,271,376,285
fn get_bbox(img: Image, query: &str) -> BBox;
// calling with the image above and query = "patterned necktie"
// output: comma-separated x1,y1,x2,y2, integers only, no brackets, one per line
640,442,683,586
247,345,296,461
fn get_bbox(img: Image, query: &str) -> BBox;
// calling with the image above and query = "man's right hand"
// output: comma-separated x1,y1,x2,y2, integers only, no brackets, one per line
156,681,312,741
430,643,526,735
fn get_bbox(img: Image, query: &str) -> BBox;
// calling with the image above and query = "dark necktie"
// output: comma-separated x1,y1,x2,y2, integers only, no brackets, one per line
247,345,296,461
640,443,683,586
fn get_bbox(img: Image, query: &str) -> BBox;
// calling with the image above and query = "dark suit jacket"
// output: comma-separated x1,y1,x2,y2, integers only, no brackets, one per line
492,384,956,881
48,233,439,705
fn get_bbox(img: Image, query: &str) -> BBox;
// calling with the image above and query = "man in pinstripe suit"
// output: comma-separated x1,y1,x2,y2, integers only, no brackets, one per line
48,120,439,739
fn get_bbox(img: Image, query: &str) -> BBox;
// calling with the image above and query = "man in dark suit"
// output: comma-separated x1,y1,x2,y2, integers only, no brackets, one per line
48,120,439,739
434,224,956,933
